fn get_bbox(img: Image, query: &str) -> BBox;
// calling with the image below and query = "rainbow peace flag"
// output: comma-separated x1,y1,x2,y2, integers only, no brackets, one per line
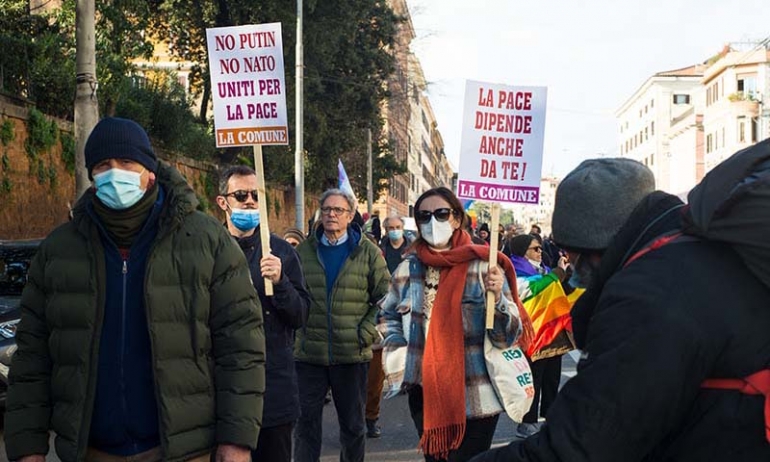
518,273,584,357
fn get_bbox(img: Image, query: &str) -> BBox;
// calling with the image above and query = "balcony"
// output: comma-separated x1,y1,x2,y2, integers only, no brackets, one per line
729,92,761,117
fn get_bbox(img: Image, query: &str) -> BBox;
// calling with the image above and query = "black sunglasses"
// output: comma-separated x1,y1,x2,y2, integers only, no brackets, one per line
528,245,543,252
415,208,456,224
225,190,259,202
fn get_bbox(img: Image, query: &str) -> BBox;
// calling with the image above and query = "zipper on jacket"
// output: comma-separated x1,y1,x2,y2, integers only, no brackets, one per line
316,245,334,364
121,258,130,438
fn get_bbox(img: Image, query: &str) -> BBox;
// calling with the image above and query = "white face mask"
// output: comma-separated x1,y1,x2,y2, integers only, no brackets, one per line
419,217,454,248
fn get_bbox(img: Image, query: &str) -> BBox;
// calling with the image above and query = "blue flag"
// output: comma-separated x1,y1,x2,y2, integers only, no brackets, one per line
338,159,355,197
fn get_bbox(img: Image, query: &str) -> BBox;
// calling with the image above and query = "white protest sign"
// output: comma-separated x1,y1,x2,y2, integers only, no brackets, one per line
206,23,288,147
457,80,547,204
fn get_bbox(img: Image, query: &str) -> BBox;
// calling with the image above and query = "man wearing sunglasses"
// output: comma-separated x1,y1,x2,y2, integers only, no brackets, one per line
216,165,311,462
293,188,390,462
5,118,265,462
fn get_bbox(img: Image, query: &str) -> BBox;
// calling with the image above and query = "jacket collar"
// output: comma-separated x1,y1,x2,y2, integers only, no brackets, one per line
571,191,685,348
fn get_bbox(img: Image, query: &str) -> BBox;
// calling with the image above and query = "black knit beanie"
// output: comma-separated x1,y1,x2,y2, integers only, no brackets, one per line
85,117,158,179
510,234,535,257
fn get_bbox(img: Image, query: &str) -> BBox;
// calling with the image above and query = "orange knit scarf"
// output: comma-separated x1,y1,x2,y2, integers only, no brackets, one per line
415,230,532,459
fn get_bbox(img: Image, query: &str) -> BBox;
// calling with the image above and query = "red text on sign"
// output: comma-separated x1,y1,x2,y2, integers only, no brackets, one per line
497,91,532,110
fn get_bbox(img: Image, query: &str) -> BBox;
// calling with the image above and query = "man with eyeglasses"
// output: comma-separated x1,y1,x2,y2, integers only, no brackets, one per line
215,165,311,462
5,118,265,462
293,189,390,462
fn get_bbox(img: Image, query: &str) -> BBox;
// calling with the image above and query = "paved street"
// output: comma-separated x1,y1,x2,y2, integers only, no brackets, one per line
0,352,578,461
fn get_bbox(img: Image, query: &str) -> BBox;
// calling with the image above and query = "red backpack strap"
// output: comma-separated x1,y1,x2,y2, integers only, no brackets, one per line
702,369,770,443
624,232,684,268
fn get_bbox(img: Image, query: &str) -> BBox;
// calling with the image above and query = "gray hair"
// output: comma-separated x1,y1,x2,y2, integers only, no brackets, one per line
383,215,403,228
319,188,356,212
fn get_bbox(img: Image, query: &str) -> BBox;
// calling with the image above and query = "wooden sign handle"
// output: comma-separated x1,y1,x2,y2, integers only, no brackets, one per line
253,144,273,296
485,203,501,329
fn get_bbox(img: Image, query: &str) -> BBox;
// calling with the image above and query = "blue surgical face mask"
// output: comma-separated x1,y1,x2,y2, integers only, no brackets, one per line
568,254,599,289
388,229,403,241
93,168,146,210
230,208,260,231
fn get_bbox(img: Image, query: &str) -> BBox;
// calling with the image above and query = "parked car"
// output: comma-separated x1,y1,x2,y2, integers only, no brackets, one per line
0,239,42,410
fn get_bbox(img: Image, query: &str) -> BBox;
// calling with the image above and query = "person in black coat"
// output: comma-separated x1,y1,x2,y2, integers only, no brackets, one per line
217,166,311,462
472,158,770,462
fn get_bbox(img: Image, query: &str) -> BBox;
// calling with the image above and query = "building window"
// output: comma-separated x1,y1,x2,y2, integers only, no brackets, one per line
651,121,655,136
650,154,654,166
644,127,648,141
738,117,746,143
707,134,713,153
673,94,690,105
650,99,654,108
737,75,758,99
722,127,725,148
752,118,759,143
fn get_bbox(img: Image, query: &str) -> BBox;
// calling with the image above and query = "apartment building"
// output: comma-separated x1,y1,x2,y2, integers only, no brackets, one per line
617,41,770,197
373,0,416,218
403,53,454,216
616,65,704,195
513,176,559,237
701,43,770,172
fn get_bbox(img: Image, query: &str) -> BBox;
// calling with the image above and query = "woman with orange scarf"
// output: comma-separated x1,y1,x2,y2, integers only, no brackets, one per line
380,187,532,462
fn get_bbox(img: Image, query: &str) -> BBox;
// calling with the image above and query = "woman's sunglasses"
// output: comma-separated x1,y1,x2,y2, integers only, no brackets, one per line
528,245,543,252
224,190,259,202
415,208,456,224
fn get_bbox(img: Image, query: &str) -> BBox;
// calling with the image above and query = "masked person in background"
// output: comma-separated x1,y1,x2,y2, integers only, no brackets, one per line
380,187,530,462
5,118,265,462
216,165,311,462
363,215,417,439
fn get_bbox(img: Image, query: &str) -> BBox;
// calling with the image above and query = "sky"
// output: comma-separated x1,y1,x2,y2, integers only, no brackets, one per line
407,0,770,178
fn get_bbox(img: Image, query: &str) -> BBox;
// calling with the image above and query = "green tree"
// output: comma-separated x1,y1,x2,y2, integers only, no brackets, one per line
0,0,76,118
151,0,404,198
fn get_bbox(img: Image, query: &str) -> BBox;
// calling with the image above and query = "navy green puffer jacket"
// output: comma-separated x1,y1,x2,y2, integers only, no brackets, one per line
4,164,265,462
294,225,390,365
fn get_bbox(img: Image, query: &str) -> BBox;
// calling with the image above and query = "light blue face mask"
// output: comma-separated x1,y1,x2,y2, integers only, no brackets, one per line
230,208,260,231
93,168,146,210
387,229,403,241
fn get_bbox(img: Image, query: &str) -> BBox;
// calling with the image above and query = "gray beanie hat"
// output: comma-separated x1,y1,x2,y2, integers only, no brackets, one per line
552,158,655,250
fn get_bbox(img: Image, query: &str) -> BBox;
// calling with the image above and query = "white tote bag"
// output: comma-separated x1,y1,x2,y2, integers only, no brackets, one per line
484,334,535,422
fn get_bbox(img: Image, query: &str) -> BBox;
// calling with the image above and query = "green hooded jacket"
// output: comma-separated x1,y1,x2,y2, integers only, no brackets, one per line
4,164,265,461
294,225,390,365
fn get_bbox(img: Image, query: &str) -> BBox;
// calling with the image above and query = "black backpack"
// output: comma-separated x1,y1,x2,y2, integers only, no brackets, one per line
683,138,770,291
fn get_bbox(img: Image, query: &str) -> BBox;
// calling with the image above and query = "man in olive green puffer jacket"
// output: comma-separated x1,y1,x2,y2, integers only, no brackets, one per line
293,189,390,462
4,118,265,462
